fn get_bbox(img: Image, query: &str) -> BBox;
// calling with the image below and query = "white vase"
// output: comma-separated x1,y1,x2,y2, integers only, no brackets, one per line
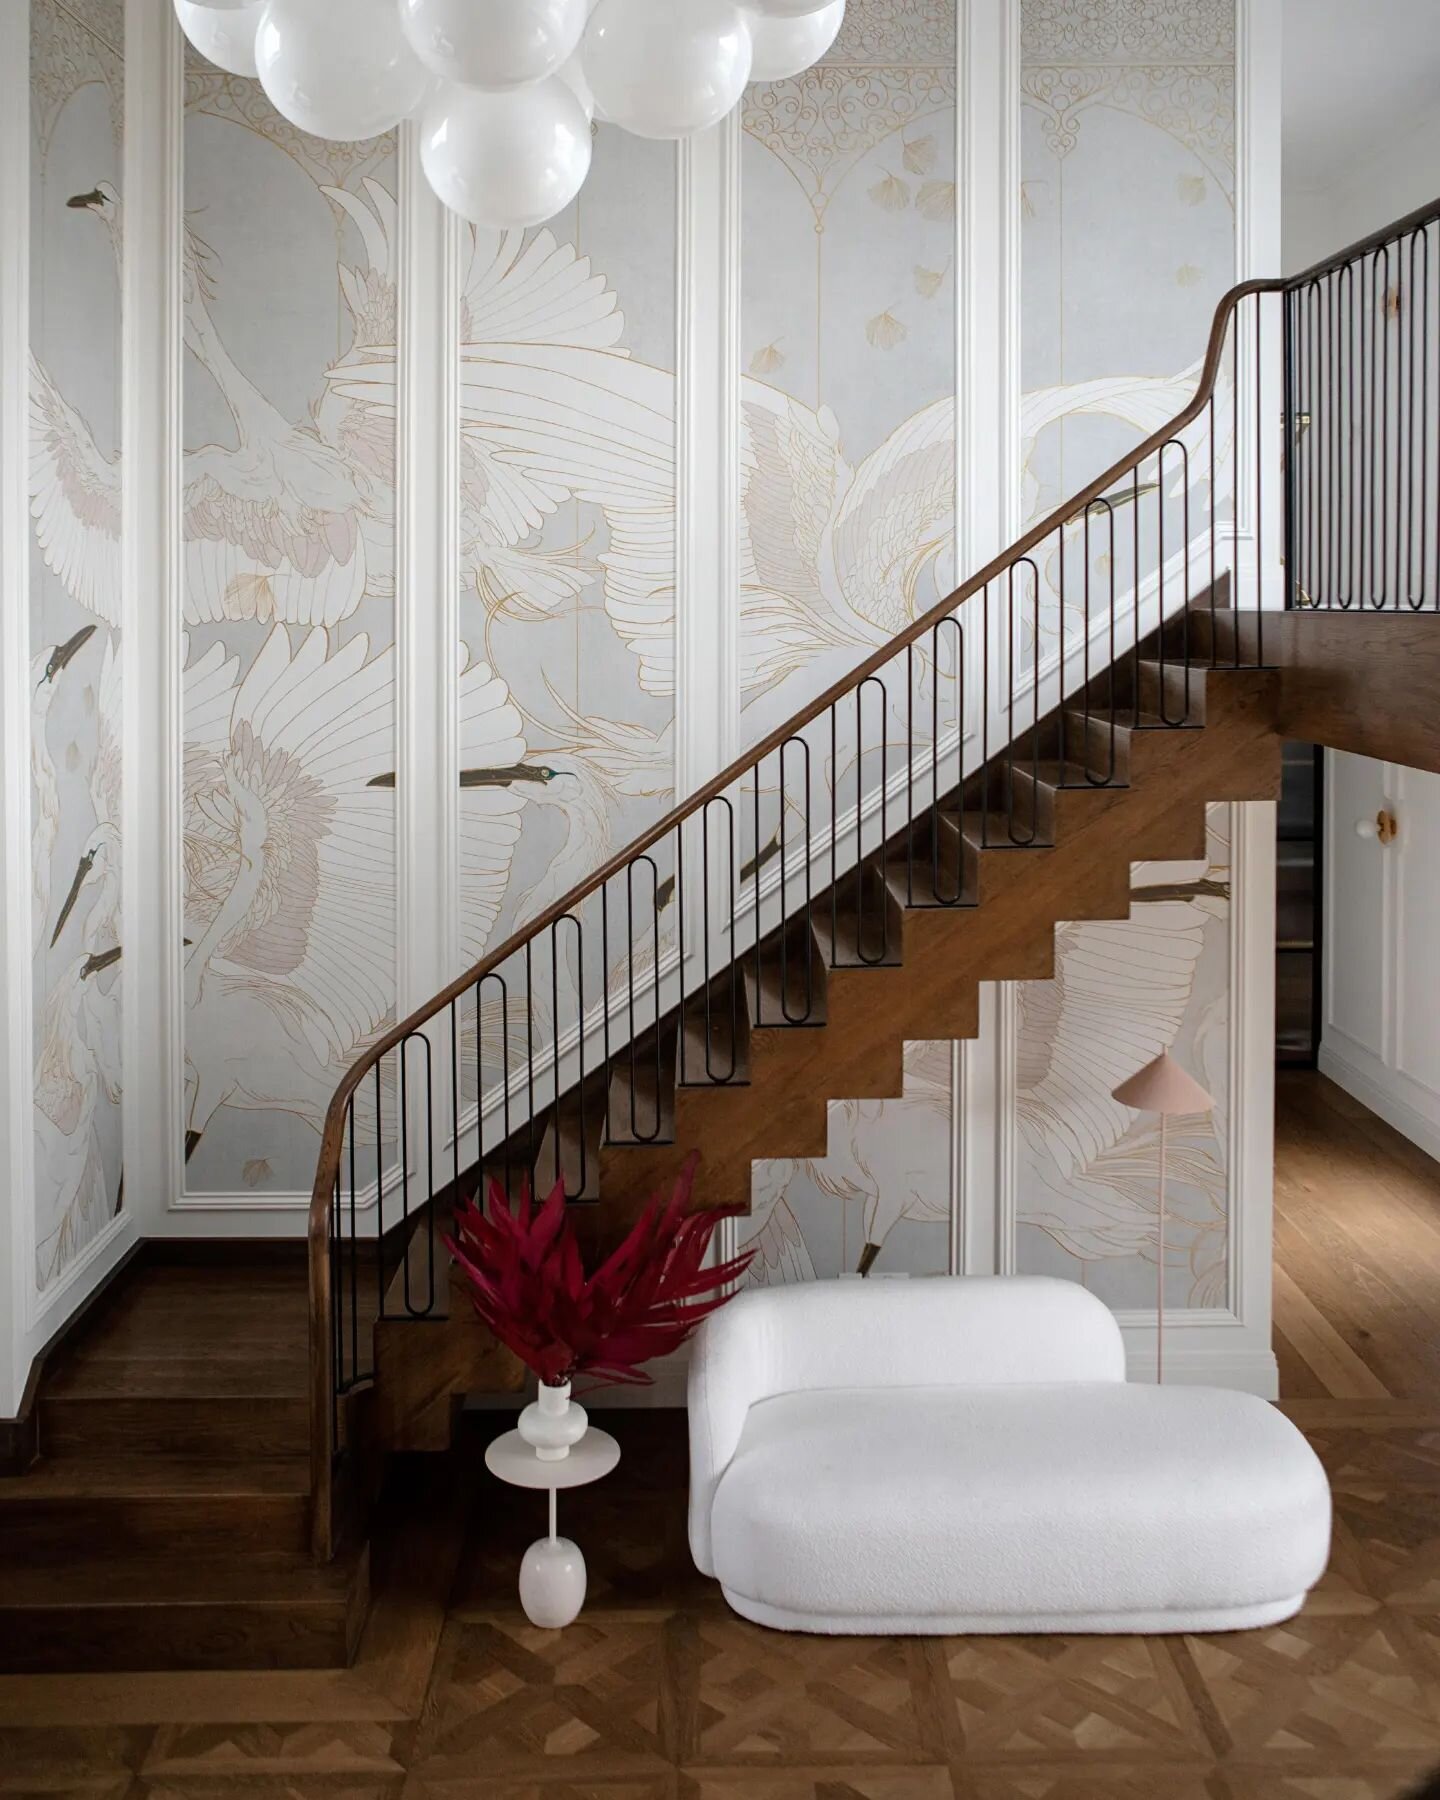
517,1377,588,1462
519,1533,587,1627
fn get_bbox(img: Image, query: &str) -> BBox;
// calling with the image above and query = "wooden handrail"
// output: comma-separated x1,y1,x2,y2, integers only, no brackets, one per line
307,194,1440,1557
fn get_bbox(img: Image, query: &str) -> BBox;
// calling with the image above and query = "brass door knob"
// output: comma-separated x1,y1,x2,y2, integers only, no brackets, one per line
1354,809,1398,845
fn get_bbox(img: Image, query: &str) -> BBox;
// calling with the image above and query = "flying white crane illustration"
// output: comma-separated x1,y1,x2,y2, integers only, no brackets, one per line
599,364,1210,714
1015,888,1218,1266
34,952,117,1290
50,631,121,954
31,182,380,632
30,623,97,956
744,1040,953,1278
324,195,675,621
181,623,397,1160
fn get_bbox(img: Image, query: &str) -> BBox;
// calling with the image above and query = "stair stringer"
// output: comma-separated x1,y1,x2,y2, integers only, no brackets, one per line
591,667,1281,1237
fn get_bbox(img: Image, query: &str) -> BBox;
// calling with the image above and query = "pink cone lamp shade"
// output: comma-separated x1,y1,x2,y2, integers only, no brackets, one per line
1111,1051,1216,1384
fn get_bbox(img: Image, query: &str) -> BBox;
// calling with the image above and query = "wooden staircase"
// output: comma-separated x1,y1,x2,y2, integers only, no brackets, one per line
354,613,1285,1458
10,199,1440,1665
0,1256,370,1673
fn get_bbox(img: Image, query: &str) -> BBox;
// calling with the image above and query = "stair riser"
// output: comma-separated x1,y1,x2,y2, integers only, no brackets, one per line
0,1494,310,1557
0,1599,358,1674
41,1397,310,1460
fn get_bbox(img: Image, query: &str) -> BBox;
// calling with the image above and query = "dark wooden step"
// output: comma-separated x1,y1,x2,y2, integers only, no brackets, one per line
605,1020,678,1146
41,1393,310,1460
745,921,828,1027
0,1454,312,1556
811,864,903,967
1138,656,1206,723
0,1543,368,1674
678,973,752,1087
882,808,974,909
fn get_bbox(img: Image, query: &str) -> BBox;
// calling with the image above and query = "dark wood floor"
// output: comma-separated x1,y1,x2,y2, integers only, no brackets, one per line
3,1069,1440,1798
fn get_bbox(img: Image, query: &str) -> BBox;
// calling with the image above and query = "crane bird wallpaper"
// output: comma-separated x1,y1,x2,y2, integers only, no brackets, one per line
29,0,1236,1321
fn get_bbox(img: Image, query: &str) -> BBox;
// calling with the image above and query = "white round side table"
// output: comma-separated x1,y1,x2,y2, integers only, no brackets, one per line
484,1427,620,1628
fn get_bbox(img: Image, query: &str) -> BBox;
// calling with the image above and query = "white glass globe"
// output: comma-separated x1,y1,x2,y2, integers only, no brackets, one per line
585,0,752,141
748,0,834,14
746,0,843,79
556,51,597,123
419,80,592,228
255,0,429,141
174,0,263,77
399,0,588,92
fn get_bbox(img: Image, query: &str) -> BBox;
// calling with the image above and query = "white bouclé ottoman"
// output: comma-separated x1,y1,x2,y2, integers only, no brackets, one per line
687,1277,1331,1635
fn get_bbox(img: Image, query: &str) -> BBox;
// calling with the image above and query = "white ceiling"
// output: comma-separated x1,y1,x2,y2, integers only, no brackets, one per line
1284,0,1440,194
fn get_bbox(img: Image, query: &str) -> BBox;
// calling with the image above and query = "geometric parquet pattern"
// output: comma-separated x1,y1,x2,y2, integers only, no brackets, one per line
2,1073,1440,1800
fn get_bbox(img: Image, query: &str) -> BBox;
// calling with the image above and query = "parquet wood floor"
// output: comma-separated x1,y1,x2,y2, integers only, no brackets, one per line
3,1071,1440,1800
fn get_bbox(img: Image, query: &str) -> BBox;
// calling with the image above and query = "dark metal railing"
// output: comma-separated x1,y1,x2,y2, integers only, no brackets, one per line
307,196,1440,1559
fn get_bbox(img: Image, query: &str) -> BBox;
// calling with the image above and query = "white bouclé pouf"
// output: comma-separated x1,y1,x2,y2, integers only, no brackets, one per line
688,1277,1331,1635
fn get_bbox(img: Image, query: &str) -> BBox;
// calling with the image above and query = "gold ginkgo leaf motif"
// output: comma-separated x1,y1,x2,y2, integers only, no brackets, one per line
242,1157,273,1188
65,741,81,772
866,309,908,350
1176,263,1202,287
1177,174,1207,207
869,172,910,212
916,179,955,222
914,263,946,298
750,340,786,375
902,133,936,175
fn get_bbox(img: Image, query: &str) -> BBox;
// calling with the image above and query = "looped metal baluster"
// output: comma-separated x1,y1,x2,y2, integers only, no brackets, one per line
1157,438,1192,720
623,857,663,1140
399,1032,436,1318
698,796,739,1081
1404,226,1428,607
1002,557,1041,846
854,676,888,960
776,736,815,1006
474,969,510,1199
1077,497,1117,783
550,914,588,1186
930,615,964,901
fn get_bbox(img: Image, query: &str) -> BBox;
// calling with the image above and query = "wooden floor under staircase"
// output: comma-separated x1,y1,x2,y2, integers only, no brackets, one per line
0,1256,370,1674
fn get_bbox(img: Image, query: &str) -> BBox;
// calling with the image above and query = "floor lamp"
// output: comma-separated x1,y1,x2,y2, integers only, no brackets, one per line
1111,1051,1216,1384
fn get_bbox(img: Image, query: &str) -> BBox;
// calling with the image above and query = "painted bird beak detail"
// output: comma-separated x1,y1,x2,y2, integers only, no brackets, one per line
50,845,98,948
42,624,97,687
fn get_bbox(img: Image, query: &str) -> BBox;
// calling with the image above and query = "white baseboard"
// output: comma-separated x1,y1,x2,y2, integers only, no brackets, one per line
1319,1040,1440,1167
1122,1343,1278,1397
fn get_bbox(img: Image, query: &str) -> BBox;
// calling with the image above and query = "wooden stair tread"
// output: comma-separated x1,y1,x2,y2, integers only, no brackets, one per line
679,981,751,1086
745,926,828,1026
0,1453,310,1499
41,1354,308,1398
606,1021,678,1144
0,1546,362,1608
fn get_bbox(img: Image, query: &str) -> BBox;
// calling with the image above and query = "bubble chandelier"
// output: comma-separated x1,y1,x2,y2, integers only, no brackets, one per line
174,0,847,229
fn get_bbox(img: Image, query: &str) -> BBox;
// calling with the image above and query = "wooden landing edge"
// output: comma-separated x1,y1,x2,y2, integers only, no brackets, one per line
1273,610,1440,775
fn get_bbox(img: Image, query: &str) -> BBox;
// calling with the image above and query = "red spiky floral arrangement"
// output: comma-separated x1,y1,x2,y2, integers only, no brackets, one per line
444,1152,753,1391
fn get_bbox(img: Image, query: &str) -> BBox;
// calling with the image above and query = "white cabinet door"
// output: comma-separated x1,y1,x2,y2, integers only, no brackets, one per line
1393,765,1440,1098
1325,750,1392,1064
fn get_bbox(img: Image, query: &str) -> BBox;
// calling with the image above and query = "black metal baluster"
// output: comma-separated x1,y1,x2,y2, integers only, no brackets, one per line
855,678,888,957
932,616,963,901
